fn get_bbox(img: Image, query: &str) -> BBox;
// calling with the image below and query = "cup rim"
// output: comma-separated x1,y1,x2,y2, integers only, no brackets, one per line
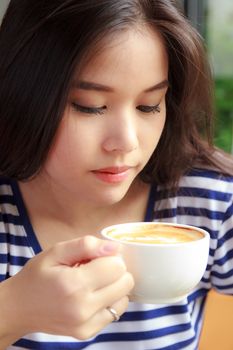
100,222,210,247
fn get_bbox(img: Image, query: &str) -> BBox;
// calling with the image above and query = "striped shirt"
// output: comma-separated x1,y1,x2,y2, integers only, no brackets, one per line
1,167,233,350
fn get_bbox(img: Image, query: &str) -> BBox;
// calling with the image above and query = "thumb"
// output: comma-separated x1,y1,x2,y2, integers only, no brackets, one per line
46,235,120,267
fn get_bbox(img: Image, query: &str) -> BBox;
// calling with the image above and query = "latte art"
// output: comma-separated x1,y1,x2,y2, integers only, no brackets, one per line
107,225,203,244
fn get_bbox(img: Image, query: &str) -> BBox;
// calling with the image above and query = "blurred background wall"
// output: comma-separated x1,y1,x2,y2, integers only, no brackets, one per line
0,0,9,18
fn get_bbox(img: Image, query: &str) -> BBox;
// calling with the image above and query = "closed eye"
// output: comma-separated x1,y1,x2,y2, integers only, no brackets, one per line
137,104,161,114
71,103,106,115
71,102,161,115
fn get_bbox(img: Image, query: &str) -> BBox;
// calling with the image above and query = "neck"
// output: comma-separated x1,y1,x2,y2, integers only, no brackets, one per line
19,173,150,235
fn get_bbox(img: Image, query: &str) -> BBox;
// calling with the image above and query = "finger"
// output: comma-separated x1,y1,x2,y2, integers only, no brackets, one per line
66,270,133,325
71,296,129,340
45,235,120,267
98,295,129,324
93,271,134,306
77,255,127,290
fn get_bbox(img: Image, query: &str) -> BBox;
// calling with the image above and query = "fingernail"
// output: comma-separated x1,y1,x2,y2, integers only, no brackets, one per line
101,242,118,254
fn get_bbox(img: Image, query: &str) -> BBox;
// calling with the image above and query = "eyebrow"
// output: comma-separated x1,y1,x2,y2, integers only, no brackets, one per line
72,79,169,93
144,79,169,93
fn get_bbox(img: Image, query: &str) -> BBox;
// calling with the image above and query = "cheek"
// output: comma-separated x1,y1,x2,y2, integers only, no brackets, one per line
43,120,82,175
49,128,74,164
44,116,101,177
144,111,166,154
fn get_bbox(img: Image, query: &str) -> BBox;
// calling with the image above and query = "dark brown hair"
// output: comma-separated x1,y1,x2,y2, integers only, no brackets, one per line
0,0,232,185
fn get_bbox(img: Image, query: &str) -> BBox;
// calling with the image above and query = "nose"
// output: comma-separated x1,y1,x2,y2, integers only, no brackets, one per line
102,111,139,154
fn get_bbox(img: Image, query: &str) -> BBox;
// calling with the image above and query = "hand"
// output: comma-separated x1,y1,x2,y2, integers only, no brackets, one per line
0,236,134,343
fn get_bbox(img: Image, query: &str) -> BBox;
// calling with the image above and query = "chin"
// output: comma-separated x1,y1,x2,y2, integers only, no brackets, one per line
96,185,131,206
100,192,128,205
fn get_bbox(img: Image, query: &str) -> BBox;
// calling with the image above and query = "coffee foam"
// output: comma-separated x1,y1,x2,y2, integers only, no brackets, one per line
107,224,203,244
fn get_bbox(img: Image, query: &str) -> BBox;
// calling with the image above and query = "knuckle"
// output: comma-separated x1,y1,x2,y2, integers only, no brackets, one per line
73,297,93,324
111,256,126,273
120,296,130,312
73,327,96,341
125,272,135,289
68,304,89,325
75,308,89,324
79,235,97,252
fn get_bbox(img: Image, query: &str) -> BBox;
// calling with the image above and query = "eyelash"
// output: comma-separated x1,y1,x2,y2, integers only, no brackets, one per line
71,103,106,115
137,104,161,114
71,103,161,115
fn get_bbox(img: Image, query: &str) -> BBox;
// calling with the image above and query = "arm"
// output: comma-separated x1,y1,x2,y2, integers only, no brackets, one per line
0,277,25,348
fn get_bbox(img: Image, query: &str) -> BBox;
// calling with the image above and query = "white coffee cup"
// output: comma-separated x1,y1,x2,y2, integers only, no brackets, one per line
101,222,210,304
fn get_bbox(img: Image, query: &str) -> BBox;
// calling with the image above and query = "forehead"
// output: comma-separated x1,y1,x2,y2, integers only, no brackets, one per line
74,25,168,87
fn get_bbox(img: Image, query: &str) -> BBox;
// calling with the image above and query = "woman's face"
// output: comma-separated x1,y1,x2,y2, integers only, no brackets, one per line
42,26,168,206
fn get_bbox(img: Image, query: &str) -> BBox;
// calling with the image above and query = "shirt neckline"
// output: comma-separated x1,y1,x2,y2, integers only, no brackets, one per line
11,179,42,254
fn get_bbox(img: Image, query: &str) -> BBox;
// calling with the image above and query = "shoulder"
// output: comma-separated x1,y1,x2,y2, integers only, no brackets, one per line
156,166,233,200
0,176,15,199
176,168,233,212
0,176,14,199
179,167,233,222
185,166,233,182
181,167,233,195
153,167,232,226
155,166,232,215
0,176,19,219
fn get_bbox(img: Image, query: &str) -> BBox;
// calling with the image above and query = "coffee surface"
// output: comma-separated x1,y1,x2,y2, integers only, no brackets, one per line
107,225,203,244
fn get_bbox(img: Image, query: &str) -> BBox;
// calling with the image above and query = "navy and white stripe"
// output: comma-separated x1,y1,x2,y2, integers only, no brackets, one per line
0,167,233,350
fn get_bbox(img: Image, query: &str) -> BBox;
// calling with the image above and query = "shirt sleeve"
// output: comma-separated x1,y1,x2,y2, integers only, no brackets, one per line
211,197,233,294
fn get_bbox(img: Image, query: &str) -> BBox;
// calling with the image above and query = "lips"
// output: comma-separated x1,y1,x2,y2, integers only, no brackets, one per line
92,166,133,183
94,166,131,174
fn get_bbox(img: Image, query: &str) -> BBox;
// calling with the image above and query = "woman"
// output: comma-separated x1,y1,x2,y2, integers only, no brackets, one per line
0,0,232,349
